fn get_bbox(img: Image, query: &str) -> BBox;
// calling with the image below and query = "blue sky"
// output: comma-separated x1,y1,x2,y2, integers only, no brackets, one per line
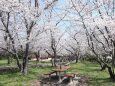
31,0,71,32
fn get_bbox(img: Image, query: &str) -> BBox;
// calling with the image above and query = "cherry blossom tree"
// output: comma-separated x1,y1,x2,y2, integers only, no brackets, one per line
0,0,59,75
65,28,87,63
68,0,115,80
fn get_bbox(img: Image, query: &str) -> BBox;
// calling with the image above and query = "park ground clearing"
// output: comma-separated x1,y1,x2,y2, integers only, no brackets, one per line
0,60,115,86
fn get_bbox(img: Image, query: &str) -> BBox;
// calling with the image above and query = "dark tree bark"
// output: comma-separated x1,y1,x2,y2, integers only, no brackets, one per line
34,50,40,66
107,66,115,81
7,56,10,64
1,12,21,70
101,64,107,71
75,56,78,63
21,43,29,75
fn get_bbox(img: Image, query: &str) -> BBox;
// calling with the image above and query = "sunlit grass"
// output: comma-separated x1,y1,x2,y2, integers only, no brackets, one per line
70,62,115,86
0,60,115,86
0,66,52,86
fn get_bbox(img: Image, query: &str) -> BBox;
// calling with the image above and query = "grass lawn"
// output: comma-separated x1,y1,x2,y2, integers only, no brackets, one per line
0,60,115,86
70,62,115,86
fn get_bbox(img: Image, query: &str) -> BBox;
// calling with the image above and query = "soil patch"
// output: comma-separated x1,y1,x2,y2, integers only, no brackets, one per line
0,67,18,73
30,75,89,86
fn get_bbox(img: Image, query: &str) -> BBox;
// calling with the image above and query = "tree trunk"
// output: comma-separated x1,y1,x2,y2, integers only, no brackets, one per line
112,42,115,67
52,50,57,67
51,58,54,67
51,58,56,67
107,66,115,81
21,43,29,75
7,56,10,64
36,50,40,62
34,50,40,66
13,51,21,71
101,64,107,71
54,57,57,67
75,55,78,63
51,57,56,67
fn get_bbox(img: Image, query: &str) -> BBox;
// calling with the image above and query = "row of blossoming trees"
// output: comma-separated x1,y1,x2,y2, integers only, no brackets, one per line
0,0,60,75
67,0,115,80
0,0,115,81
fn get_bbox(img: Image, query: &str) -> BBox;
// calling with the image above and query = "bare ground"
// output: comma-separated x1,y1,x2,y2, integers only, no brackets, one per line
30,75,89,86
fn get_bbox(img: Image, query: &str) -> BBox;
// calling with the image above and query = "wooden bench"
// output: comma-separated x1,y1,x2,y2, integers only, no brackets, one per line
66,73,81,80
44,71,57,80
67,71,79,77
44,71,57,75
64,74,74,78
64,74,74,82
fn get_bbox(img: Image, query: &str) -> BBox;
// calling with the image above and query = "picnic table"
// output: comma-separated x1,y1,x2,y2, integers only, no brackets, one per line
52,65,71,83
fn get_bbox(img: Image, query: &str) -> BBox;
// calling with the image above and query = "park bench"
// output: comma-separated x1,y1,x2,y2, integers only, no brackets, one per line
44,71,57,76
43,71,57,80
64,74,74,81
56,74,74,84
64,73,80,81
64,74,74,77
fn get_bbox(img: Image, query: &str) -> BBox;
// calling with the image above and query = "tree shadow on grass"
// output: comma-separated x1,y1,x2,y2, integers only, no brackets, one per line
90,68,102,72
0,83,4,86
0,63,7,66
0,79,18,85
70,67,97,73
89,77,115,86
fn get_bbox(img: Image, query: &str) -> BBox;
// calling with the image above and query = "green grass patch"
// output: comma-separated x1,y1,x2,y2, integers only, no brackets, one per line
69,62,115,86
0,60,8,66
0,60,115,86
0,66,52,86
